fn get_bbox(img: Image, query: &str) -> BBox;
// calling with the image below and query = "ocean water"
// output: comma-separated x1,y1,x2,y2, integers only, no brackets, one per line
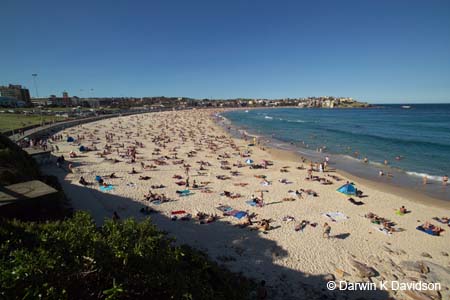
221,104,450,200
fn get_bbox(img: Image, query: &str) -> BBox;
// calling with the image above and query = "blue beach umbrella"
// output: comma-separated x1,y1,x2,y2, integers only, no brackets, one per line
337,183,357,195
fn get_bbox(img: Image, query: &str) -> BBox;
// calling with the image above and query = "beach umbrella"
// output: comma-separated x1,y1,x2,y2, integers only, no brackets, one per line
79,145,86,152
67,137,74,142
337,183,357,195
245,159,254,164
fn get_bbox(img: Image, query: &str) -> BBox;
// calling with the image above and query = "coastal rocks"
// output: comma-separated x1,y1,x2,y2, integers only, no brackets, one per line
347,258,377,278
399,261,430,275
399,260,450,300
403,290,437,300
334,268,349,278
324,273,335,282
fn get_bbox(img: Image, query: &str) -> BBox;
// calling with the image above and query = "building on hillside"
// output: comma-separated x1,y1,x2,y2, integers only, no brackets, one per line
0,84,31,105
0,96,26,107
31,97,52,106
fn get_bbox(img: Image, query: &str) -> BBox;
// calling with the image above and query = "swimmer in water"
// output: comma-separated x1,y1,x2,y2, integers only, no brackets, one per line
363,157,368,163
384,160,388,165
443,175,448,186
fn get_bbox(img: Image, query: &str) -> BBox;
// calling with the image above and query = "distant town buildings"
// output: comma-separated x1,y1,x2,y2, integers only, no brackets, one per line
1,82,369,109
0,84,31,106
27,95,368,109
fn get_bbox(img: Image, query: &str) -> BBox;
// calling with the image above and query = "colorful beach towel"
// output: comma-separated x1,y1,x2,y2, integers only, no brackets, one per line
416,225,440,236
179,192,194,197
100,185,114,192
216,205,233,212
245,200,257,207
234,211,247,219
224,209,240,216
171,210,187,215
373,226,392,235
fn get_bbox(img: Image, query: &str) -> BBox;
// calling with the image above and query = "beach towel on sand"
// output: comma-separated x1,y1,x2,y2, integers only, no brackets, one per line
216,205,233,212
176,189,193,197
373,226,392,235
224,209,239,216
100,185,114,192
245,200,257,206
416,225,440,236
171,210,187,215
322,212,348,222
234,211,247,219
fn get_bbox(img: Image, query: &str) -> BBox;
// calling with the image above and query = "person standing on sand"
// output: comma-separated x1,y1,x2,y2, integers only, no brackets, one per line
257,280,268,300
323,223,331,239
112,211,120,222
423,176,428,185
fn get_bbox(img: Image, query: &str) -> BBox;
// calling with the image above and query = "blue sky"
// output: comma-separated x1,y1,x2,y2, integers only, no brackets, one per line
1,0,449,103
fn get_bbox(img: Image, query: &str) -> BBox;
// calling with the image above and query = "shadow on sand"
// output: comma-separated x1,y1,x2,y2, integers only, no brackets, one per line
46,157,390,300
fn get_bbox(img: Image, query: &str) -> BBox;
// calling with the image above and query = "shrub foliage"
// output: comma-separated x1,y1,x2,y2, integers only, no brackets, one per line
0,212,252,300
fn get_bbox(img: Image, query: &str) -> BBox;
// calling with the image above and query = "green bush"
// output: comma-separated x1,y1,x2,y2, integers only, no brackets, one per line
0,134,40,185
0,212,253,300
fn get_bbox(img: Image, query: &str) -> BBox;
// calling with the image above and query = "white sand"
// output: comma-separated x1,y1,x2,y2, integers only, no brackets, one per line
44,110,450,300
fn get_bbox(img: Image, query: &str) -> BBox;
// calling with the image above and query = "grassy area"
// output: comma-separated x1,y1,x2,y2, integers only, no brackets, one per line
0,114,65,133
14,107,122,113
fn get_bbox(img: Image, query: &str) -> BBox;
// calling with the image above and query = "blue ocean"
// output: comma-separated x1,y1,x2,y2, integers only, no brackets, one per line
222,104,450,200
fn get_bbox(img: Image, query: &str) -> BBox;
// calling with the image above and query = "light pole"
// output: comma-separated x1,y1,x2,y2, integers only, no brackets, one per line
32,74,39,98
31,74,44,125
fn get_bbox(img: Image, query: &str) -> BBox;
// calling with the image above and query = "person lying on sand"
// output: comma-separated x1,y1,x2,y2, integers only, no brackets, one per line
140,206,155,215
257,219,272,231
432,217,450,225
283,197,296,202
151,184,165,189
295,220,310,231
79,176,89,186
139,175,151,180
300,188,318,197
197,212,219,224
279,178,291,184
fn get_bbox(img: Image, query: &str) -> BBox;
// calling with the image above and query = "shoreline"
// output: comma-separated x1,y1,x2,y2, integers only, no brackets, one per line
216,108,450,207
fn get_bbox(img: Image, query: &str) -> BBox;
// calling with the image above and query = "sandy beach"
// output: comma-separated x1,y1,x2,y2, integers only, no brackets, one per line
44,109,450,300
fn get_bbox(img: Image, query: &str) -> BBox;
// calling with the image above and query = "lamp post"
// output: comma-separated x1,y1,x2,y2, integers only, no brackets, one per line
32,74,39,98
31,74,44,125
